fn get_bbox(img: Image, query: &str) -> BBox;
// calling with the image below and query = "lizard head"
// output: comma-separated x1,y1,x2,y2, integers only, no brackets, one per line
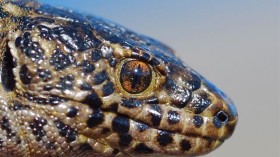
0,1,237,156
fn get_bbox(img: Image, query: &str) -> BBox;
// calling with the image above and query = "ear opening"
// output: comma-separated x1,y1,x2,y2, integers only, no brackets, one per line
1,44,16,91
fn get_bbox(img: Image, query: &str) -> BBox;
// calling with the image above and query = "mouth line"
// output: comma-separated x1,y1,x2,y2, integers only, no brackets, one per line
183,132,224,143
99,105,224,142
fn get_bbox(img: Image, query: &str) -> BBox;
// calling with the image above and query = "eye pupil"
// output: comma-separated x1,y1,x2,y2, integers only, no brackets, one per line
120,60,152,94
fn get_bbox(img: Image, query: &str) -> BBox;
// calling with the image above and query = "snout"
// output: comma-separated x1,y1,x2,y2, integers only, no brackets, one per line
199,78,238,141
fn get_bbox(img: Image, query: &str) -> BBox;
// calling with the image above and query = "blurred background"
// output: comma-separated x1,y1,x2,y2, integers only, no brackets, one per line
40,0,279,156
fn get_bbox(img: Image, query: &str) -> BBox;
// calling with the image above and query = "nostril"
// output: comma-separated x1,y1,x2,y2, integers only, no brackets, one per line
216,111,228,123
213,111,229,128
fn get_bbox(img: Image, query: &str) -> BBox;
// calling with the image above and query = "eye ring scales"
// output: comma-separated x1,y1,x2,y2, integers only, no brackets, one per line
120,60,152,94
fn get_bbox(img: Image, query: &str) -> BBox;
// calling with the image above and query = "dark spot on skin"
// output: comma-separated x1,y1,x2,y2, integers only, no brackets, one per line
17,17,35,30
188,72,201,91
17,32,44,63
43,85,53,91
213,111,229,128
87,109,104,128
56,74,74,91
66,133,76,143
33,17,55,24
23,93,56,105
112,149,119,155
37,69,52,81
102,29,126,43
34,97,48,104
213,117,222,128
13,102,24,110
15,37,22,47
149,104,162,126
121,99,142,108
193,115,204,128
165,76,177,89
1,45,16,91
29,117,47,141
23,93,31,101
203,136,215,148
79,143,93,151
118,133,132,147
112,116,130,133
0,8,8,18
167,111,181,125
45,141,56,149
150,57,160,66
139,52,150,61
23,93,33,101
23,32,31,39
50,49,75,70
157,131,173,147
80,82,92,91
1,117,16,138
102,128,110,134
171,88,192,108
16,139,21,144
131,52,140,59
66,107,78,118
0,138,2,148
108,103,119,112
91,49,102,62
82,92,103,109
93,70,107,85
189,94,211,114
146,97,159,104
135,123,149,132
134,143,154,154
79,60,95,73
19,64,32,84
180,139,191,151
54,120,77,143
109,58,118,67
165,77,192,108
48,95,66,105
37,25,52,40
102,82,114,96
8,132,16,138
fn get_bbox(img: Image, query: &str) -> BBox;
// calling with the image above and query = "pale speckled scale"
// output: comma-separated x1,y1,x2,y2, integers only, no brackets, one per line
0,0,238,157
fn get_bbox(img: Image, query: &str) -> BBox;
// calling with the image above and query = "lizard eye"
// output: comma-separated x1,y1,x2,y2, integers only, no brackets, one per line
120,60,152,94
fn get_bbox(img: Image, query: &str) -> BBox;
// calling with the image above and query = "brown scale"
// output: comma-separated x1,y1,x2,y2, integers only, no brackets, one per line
0,0,238,157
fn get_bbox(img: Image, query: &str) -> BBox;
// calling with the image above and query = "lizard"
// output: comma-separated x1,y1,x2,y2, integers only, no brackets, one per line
0,0,238,156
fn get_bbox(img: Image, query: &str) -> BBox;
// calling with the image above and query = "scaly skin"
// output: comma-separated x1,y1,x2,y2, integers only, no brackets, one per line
0,0,238,157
